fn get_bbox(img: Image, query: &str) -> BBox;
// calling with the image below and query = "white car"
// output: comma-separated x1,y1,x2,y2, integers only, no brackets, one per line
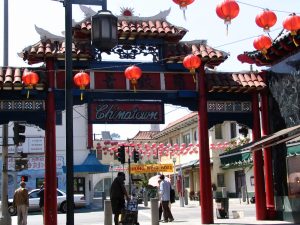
8,189,86,216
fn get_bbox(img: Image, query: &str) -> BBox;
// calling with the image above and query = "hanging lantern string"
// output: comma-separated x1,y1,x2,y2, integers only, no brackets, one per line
0,26,286,75
237,1,300,14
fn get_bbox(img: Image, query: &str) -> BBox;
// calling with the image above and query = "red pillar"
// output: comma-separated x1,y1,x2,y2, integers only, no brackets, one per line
198,65,214,224
252,93,267,220
261,92,275,219
87,124,93,149
45,60,57,225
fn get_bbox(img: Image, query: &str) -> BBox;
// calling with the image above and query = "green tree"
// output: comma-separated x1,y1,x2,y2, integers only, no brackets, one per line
111,133,120,140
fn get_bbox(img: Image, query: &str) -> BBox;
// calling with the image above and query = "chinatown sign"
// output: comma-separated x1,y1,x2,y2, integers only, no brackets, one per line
89,101,164,124
130,163,173,174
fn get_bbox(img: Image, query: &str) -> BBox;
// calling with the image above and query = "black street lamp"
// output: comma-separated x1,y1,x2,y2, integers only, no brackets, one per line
91,10,118,51
60,0,117,225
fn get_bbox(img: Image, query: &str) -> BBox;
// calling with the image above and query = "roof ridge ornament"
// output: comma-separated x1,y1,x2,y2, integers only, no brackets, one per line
34,25,64,42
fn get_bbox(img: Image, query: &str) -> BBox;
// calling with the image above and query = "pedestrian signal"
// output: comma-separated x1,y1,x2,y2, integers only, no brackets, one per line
21,175,28,182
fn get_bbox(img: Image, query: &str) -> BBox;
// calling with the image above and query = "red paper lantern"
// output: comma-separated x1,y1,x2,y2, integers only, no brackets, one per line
173,0,195,19
283,13,300,46
124,65,142,92
173,0,194,9
22,70,39,98
253,35,272,56
183,54,201,82
255,9,277,32
216,0,240,34
73,71,90,100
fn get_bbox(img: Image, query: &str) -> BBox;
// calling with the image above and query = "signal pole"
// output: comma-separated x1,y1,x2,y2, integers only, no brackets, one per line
0,0,11,224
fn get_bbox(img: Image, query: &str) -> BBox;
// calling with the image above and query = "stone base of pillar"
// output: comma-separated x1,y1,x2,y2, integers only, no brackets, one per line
0,216,11,225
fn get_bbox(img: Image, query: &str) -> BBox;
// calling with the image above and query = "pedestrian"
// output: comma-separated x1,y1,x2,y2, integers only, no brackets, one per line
159,174,174,223
13,181,29,225
38,182,45,224
110,172,130,225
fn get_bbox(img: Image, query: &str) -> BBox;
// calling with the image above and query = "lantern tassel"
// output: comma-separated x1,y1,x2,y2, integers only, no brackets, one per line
190,69,196,83
133,84,136,93
262,49,269,60
183,9,187,21
293,35,299,47
226,24,229,36
80,86,85,101
27,90,30,99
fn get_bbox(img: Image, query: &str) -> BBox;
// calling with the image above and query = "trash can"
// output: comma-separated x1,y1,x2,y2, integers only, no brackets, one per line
215,197,229,219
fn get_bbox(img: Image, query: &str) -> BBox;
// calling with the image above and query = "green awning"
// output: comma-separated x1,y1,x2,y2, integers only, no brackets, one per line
220,151,252,169
287,145,300,156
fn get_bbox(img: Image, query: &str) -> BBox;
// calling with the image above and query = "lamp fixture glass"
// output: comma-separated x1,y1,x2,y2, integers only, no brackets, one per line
91,10,118,52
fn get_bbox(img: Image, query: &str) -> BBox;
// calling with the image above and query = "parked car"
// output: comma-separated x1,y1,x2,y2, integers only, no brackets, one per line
8,189,86,216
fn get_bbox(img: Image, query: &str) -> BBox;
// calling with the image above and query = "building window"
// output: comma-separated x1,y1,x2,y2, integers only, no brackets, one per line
36,177,58,189
194,130,198,142
217,173,225,187
287,155,300,197
182,133,191,145
230,122,237,139
94,178,112,197
215,124,223,139
184,176,190,188
250,176,255,186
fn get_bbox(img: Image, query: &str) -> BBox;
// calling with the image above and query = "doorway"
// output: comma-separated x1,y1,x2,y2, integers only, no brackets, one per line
235,170,246,197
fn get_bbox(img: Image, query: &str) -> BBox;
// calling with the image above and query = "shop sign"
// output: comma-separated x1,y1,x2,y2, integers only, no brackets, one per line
131,163,173,174
89,101,164,124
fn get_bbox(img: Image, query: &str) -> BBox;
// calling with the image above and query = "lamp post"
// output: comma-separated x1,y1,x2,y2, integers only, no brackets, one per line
0,1,11,224
110,162,114,184
60,0,117,225
172,157,176,188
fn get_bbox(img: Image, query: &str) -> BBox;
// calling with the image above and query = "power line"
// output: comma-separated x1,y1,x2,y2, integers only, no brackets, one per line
237,0,300,14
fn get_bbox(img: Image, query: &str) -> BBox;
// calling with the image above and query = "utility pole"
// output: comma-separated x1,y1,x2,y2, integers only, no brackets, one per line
0,0,12,224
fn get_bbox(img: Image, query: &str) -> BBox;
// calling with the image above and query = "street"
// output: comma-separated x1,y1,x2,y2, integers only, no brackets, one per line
9,199,294,225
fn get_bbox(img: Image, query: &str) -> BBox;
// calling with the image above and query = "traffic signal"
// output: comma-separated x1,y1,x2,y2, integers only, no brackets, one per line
133,149,139,163
117,146,125,164
13,122,26,145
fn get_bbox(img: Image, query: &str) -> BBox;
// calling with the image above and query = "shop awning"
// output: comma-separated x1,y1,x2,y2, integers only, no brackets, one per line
287,145,300,156
176,160,199,170
220,151,252,166
62,152,109,174
232,124,300,152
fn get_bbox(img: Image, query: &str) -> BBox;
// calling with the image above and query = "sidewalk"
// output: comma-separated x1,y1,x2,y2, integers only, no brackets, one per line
137,198,294,225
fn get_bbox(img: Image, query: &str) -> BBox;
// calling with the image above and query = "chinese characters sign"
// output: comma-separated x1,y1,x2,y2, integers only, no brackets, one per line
130,164,173,174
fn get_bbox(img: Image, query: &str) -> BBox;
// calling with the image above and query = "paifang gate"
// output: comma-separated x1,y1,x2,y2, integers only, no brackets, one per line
0,6,271,225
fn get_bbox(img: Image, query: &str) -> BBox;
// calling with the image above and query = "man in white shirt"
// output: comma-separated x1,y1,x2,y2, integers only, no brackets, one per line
159,175,174,223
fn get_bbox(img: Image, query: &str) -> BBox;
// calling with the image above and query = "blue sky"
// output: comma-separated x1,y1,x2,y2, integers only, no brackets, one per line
0,0,298,139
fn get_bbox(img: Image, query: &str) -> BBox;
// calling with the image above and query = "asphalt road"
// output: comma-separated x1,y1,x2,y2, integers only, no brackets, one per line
9,199,294,225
